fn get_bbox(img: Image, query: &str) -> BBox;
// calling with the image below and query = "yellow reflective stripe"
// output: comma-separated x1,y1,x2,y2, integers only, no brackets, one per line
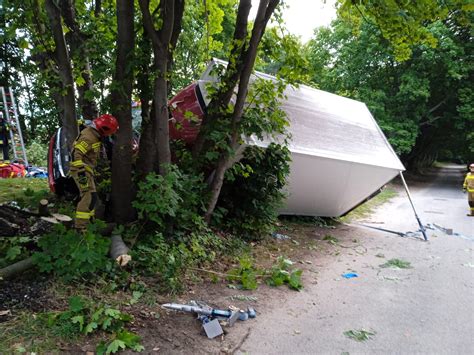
74,141,89,154
84,165,94,174
468,189,474,192
76,211,91,219
71,160,84,167
467,176,474,180
92,142,101,148
90,209,95,217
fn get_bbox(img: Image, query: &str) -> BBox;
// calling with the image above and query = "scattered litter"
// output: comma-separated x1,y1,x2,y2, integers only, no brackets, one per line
162,301,257,339
292,239,300,245
341,273,358,279
294,330,301,335
375,253,385,258
272,232,290,240
462,263,474,268
344,329,376,342
380,276,401,281
227,295,258,302
0,310,12,316
380,258,412,269
305,260,313,264
26,166,48,178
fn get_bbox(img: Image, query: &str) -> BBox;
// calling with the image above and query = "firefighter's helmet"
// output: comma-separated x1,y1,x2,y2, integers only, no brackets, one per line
93,114,119,136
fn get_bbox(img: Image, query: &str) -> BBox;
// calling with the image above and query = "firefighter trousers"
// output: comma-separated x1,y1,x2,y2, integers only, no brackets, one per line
71,170,98,230
468,192,474,216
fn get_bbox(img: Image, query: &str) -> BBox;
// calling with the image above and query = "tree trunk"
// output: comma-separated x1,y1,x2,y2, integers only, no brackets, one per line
44,0,78,148
153,56,172,174
139,0,184,176
202,0,280,222
110,0,135,223
59,0,98,120
136,24,156,179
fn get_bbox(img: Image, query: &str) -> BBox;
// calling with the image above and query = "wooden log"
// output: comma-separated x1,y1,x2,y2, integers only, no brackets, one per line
0,256,35,280
51,213,73,228
110,234,131,267
38,199,50,216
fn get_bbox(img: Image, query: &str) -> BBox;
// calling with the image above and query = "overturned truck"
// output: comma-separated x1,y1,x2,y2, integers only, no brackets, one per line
169,59,405,217
49,59,405,217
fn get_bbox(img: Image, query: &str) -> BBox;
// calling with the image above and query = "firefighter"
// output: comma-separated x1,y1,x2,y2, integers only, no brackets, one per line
463,163,474,217
70,114,119,230
0,112,9,162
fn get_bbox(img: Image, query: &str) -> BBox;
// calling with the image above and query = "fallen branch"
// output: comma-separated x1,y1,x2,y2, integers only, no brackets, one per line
0,256,35,280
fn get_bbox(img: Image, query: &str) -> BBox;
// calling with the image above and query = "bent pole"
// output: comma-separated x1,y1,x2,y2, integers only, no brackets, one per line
399,171,428,241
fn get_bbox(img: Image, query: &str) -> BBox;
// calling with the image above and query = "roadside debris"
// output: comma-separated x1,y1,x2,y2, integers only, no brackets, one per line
462,262,474,268
227,294,258,302
272,232,290,240
341,272,358,279
161,301,257,339
344,329,376,342
380,258,412,269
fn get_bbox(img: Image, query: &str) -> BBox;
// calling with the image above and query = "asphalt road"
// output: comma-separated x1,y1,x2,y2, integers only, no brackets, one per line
237,165,474,354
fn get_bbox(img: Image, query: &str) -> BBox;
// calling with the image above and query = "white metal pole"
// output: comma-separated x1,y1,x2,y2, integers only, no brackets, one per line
399,171,428,241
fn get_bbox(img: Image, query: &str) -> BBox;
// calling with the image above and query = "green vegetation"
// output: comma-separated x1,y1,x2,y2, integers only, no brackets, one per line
0,296,142,354
380,258,412,269
340,187,398,222
227,256,303,291
0,178,50,205
344,329,376,342
33,223,113,282
25,140,48,167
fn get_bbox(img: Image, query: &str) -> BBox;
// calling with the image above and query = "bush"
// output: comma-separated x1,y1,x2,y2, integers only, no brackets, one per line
217,143,291,239
33,222,112,282
133,165,207,235
132,230,223,293
26,140,48,167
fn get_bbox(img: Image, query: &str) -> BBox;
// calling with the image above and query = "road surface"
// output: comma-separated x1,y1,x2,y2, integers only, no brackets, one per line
237,165,474,354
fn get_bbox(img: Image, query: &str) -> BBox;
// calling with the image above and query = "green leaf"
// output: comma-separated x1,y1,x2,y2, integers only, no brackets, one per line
106,339,126,354
68,296,84,312
75,75,86,87
6,246,22,260
71,315,85,331
104,308,121,319
85,321,98,334
288,269,303,291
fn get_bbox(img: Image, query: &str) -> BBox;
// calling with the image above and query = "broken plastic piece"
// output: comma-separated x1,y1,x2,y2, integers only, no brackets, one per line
341,272,358,279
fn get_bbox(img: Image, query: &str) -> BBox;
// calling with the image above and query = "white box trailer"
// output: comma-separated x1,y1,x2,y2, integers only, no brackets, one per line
176,59,405,217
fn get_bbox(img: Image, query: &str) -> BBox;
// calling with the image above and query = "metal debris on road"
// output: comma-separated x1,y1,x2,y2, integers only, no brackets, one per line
162,301,257,339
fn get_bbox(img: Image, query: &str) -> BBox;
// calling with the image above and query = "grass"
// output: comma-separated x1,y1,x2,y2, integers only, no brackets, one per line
0,178,50,205
380,258,412,269
339,187,398,222
344,329,376,342
0,310,78,353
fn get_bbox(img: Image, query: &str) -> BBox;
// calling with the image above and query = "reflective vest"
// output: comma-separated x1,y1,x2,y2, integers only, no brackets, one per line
463,172,474,192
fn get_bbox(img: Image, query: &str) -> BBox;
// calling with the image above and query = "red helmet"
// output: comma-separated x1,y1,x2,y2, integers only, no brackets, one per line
93,114,119,136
